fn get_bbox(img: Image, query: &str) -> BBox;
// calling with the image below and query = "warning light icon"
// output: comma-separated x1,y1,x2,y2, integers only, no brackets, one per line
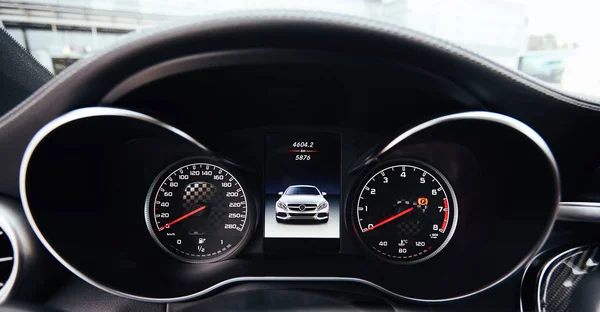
417,197,429,205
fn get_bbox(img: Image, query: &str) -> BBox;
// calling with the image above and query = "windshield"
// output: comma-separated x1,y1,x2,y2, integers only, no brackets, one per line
285,186,320,195
2,0,599,97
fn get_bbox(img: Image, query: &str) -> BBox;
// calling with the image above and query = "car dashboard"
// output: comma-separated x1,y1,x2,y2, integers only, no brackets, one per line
1,11,600,312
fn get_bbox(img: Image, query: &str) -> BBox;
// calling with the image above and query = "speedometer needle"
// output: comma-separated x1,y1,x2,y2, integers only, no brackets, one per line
158,205,206,231
363,207,414,233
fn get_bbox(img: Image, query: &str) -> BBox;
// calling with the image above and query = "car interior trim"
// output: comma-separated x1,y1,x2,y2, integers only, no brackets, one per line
101,49,344,104
518,246,583,312
100,49,482,109
0,199,21,304
558,202,600,222
519,248,548,312
535,246,586,312
373,112,558,165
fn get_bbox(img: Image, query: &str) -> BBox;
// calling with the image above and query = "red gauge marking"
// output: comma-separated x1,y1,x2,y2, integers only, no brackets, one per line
441,198,449,231
158,205,206,231
288,149,320,153
363,207,414,233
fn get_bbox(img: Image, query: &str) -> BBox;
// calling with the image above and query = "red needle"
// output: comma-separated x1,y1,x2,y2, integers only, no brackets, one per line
158,205,206,231
363,207,414,233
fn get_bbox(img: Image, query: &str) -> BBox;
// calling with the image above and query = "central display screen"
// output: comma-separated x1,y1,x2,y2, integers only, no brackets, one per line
264,133,341,253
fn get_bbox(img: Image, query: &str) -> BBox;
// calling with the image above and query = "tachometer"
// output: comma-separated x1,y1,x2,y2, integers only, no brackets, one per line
145,159,253,263
353,161,458,264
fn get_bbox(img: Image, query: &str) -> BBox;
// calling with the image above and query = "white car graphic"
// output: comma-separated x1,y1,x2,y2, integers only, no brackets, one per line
275,185,329,223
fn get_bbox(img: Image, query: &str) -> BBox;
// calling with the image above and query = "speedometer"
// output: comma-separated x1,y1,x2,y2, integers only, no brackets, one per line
353,161,458,264
145,159,254,263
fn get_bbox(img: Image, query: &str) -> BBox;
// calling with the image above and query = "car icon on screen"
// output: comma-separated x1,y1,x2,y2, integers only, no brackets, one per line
275,185,329,223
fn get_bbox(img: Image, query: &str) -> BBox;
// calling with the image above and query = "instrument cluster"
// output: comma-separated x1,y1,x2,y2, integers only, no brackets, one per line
19,107,559,302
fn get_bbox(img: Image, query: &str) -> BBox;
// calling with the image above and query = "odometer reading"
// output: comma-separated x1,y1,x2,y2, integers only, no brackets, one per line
145,161,251,263
354,162,458,264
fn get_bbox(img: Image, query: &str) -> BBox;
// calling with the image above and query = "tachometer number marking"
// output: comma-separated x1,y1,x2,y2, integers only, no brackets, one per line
354,162,458,264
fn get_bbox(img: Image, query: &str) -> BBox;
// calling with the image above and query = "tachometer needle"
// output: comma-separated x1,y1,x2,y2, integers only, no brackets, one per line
158,205,206,231
363,207,414,233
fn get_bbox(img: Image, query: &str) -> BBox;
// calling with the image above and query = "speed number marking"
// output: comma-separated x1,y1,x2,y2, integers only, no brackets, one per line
146,161,251,263
153,163,247,232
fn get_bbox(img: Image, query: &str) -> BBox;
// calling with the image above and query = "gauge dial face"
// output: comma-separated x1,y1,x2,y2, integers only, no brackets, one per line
146,160,252,263
354,162,458,264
